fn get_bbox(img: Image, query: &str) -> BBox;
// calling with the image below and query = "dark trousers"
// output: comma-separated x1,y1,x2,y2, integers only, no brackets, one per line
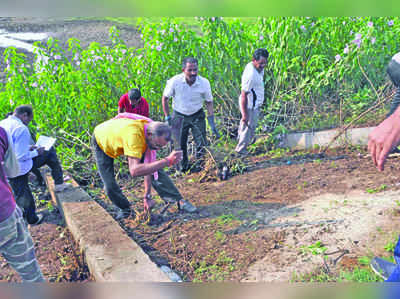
91,135,182,211
8,173,39,224
386,59,400,117
31,147,64,185
172,109,207,171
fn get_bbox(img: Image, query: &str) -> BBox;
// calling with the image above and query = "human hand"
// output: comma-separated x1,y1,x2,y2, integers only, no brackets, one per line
36,147,45,155
143,195,156,212
165,115,172,126
212,128,221,139
166,150,183,166
207,115,220,138
241,114,249,126
368,113,400,171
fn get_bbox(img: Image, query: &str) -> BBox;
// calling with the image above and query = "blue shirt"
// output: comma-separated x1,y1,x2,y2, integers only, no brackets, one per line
0,115,38,177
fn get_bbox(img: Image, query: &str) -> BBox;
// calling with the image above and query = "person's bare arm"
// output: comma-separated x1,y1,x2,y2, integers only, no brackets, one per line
143,175,155,212
144,175,151,197
162,96,170,117
205,101,214,117
368,107,400,171
127,150,183,177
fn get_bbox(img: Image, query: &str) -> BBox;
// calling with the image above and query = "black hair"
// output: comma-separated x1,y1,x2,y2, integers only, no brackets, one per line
128,88,141,101
14,104,33,117
182,57,198,69
253,48,269,61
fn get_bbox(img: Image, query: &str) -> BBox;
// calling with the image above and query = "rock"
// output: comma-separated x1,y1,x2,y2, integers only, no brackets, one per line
160,265,182,282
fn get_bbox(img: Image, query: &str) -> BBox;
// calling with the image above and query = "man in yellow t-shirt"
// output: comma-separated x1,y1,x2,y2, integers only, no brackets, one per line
92,118,197,219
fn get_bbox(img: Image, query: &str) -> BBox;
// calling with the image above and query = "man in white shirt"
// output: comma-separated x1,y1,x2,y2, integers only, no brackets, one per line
162,57,219,172
0,105,67,225
235,48,269,155
386,52,400,117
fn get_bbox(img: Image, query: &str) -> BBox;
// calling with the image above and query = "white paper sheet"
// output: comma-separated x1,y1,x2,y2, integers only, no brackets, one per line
36,135,56,151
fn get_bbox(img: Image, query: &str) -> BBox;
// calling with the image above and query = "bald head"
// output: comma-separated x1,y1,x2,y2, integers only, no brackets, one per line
145,122,172,150
147,122,171,141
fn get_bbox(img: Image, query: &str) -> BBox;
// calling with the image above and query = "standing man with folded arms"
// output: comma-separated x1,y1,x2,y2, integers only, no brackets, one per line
162,57,220,172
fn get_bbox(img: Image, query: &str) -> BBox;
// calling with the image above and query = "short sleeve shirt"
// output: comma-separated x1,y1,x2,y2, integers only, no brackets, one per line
240,62,265,109
94,118,148,159
118,94,150,117
393,52,400,64
163,73,213,116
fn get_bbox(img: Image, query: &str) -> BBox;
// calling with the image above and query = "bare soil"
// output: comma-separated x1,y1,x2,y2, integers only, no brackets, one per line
89,146,400,281
0,183,92,282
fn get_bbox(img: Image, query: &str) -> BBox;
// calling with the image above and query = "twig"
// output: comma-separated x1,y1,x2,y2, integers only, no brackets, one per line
320,58,393,154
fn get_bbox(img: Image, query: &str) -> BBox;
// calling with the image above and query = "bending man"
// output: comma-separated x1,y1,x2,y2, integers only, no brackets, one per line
92,117,197,219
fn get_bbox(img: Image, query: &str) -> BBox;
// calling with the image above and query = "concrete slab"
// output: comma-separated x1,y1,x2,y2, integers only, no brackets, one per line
44,172,170,282
281,126,376,150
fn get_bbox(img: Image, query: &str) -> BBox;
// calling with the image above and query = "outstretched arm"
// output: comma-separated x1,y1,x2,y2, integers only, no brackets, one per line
127,150,183,177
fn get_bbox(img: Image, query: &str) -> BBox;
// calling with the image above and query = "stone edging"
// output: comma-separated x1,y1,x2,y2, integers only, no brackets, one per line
44,172,171,282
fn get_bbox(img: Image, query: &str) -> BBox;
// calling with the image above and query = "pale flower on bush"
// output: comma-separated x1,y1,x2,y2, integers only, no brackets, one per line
352,38,361,48
367,21,373,27
54,55,61,60
388,20,394,26
174,37,178,42
335,54,341,62
169,28,174,33
371,37,376,44
31,82,38,88
343,44,349,54
259,35,264,40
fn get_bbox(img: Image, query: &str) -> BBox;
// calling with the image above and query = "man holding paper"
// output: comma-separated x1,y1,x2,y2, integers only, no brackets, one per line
0,105,67,225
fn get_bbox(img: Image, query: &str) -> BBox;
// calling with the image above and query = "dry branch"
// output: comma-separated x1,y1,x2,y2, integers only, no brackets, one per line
320,57,393,154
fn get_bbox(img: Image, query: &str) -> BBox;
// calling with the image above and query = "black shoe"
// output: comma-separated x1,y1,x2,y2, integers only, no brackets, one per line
28,213,44,225
370,257,397,280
